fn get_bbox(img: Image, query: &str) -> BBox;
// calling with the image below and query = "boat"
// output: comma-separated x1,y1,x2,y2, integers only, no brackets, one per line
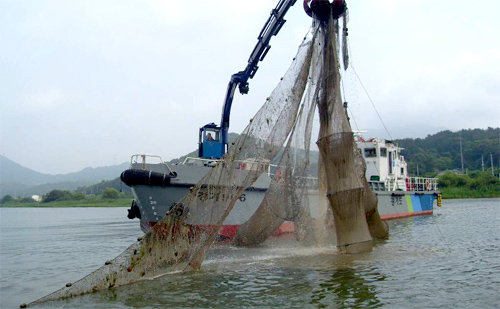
356,136,441,220
121,135,441,236
120,0,441,237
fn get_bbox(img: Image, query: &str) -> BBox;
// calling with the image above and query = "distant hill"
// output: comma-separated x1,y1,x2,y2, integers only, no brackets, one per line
3,181,94,197
0,155,129,197
395,127,499,175
168,129,499,177
0,155,51,186
76,178,132,196
2,128,497,197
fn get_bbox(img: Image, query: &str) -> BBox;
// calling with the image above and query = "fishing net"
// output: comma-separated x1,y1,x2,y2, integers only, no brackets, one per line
30,8,387,306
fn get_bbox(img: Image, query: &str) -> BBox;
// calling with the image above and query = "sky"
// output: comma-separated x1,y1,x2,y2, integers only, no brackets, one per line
1,0,499,174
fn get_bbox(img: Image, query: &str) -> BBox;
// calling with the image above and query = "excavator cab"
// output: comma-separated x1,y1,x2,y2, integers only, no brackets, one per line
198,123,225,159
197,0,299,160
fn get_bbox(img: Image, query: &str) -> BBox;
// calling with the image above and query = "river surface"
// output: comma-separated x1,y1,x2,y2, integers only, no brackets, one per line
1,198,499,308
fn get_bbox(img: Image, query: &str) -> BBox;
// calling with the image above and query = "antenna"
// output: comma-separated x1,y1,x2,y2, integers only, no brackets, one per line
491,153,495,176
459,132,464,174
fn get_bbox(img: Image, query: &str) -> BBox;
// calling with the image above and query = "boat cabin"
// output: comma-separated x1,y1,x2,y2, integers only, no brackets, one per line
356,137,408,191
198,123,226,159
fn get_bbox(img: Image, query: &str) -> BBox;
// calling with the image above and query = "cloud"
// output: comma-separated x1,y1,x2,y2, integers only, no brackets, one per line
21,88,65,111
150,0,271,26
1,0,499,173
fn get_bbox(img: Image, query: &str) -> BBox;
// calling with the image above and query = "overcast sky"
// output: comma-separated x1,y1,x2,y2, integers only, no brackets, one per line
1,0,499,174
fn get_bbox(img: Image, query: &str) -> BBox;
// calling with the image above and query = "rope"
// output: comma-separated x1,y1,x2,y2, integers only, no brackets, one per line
349,63,393,141
340,45,384,182
346,40,393,140
340,76,360,132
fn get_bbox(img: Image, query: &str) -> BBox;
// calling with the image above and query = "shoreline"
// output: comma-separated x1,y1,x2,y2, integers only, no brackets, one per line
0,198,133,208
439,188,500,199
1,196,499,208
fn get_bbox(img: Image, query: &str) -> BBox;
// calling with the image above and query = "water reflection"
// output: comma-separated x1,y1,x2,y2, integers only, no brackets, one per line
310,266,384,308
41,248,388,308
5,199,499,308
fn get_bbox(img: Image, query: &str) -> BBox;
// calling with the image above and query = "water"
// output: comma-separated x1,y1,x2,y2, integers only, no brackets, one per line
1,199,499,308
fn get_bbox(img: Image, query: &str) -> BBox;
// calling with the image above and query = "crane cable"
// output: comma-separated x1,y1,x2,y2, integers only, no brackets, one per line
340,76,360,133
341,40,388,181
346,43,393,141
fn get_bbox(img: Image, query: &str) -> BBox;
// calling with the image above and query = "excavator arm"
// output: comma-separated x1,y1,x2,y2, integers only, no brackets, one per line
220,0,297,141
199,0,297,159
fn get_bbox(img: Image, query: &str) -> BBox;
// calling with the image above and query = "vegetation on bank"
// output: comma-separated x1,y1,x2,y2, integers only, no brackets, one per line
1,128,498,205
438,187,498,199
395,128,499,199
76,178,131,196
0,198,133,207
0,187,133,207
2,171,498,206
437,170,500,199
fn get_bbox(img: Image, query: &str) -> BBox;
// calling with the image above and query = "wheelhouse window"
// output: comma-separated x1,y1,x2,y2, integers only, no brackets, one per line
380,147,387,157
205,129,220,142
364,148,377,158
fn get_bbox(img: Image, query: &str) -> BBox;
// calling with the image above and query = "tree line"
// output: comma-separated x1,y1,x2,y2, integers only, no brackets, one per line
0,187,125,205
396,127,499,176
437,170,499,198
2,128,498,203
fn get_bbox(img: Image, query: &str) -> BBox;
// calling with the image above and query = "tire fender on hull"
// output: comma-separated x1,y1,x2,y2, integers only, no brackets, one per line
120,169,177,187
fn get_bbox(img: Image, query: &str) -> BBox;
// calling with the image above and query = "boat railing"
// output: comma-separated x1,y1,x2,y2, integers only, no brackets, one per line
182,156,272,173
368,181,386,191
130,154,176,175
385,177,397,191
368,176,438,192
181,157,317,187
267,166,319,189
302,176,319,189
408,177,438,191
131,154,164,167
182,156,221,166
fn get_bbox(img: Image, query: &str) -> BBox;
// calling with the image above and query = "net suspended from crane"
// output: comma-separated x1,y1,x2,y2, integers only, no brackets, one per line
30,11,387,306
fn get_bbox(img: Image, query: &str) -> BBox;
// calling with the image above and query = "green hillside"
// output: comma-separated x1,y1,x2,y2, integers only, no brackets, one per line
76,178,132,196
396,127,499,176
2,128,498,205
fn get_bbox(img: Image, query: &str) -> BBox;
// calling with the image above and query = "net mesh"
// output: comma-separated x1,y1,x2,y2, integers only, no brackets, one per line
31,10,388,306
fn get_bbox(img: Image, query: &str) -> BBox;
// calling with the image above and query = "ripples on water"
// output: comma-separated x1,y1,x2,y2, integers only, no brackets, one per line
1,199,499,308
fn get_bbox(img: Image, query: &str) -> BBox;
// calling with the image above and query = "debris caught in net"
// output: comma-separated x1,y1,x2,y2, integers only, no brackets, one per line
30,7,388,306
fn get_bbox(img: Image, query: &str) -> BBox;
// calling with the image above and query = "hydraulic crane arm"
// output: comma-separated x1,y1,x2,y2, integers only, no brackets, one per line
220,0,297,135
199,0,346,159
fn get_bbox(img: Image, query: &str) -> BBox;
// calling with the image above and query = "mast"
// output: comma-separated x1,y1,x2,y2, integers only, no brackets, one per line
481,154,485,172
459,132,464,174
491,153,495,176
